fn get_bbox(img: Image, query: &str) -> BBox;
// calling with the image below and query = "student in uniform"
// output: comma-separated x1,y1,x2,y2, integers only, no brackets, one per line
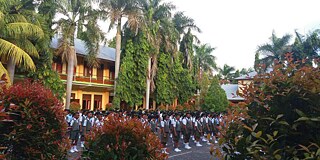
206,113,214,145
160,114,170,154
172,113,182,152
70,112,80,153
182,112,192,149
194,115,203,147
149,114,157,134
200,113,208,143
80,111,93,148
95,112,104,128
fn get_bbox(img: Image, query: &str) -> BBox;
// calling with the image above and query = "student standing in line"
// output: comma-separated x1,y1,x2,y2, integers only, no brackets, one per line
172,113,182,152
194,115,203,147
81,111,93,148
70,112,80,153
160,114,170,154
182,112,192,149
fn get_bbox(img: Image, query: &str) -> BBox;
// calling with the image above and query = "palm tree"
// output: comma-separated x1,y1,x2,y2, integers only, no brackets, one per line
140,0,176,110
0,0,44,84
99,0,143,92
292,30,320,65
55,0,103,109
173,12,201,70
256,31,292,69
194,44,217,79
218,64,235,82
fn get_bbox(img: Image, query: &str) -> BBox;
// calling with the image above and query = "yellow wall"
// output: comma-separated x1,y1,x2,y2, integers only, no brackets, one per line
104,68,110,79
92,67,97,78
71,90,109,111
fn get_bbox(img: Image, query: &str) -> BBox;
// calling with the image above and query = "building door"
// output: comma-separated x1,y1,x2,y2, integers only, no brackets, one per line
82,94,91,110
94,95,102,111
97,64,104,81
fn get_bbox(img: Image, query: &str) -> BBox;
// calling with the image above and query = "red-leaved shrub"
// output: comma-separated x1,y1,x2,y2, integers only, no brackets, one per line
83,114,166,160
0,80,70,159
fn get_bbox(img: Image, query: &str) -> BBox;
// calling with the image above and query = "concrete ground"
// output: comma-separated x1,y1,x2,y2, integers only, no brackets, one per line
68,136,217,160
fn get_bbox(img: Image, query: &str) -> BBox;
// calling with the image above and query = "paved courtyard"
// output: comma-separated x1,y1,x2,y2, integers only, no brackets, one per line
68,136,217,160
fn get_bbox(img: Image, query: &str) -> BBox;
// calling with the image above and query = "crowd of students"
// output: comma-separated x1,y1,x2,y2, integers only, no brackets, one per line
65,109,223,154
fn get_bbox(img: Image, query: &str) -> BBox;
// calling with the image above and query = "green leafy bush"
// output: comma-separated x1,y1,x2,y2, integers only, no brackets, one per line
202,76,229,112
83,115,166,160
0,80,69,159
214,55,320,159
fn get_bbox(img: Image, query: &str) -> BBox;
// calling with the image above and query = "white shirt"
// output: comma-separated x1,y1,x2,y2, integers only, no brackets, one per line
95,119,103,127
160,120,168,127
172,120,177,127
70,118,79,126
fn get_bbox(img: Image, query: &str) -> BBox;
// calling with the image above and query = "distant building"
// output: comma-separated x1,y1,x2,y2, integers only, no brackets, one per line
221,84,244,103
50,36,116,111
222,68,272,103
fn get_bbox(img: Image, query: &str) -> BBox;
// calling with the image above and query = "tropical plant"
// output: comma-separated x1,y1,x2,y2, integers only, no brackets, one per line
218,64,236,82
214,54,320,159
202,76,228,112
292,30,320,66
82,115,166,159
194,44,217,79
139,0,177,110
54,0,103,109
173,11,201,70
255,31,292,70
113,33,149,108
199,72,211,105
154,52,175,105
100,0,143,91
0,80,69,159
0,0,44,84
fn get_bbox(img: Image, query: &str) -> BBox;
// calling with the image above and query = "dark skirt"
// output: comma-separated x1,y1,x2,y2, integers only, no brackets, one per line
70,130,79,140
161,132,169,143
173,131,181,142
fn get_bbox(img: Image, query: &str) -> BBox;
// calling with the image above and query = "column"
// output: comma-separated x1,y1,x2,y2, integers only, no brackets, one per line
90,94,95,111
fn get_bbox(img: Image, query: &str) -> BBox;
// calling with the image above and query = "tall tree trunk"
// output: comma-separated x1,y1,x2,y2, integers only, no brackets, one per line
7,57,15,84
145,57,152,110
65,47,75,109
114,18,122,94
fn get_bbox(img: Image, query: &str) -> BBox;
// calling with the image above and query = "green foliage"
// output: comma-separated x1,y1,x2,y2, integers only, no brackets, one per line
199,72,211,104
202,76,228,112
27,66,65,101
114,31,149,107
216,55,320,159
82,115,166,160
108,37,116,48
172,57,196,104
218,64,236,82
0,80,69,159
155,52,175,105
255,31,292,70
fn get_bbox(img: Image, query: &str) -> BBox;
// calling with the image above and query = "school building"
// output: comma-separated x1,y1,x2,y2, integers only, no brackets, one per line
50,36,115,111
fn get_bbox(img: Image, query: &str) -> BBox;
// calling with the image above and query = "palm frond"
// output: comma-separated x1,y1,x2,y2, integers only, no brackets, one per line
14,39,39,58
0,38,35,70
4,22,44,39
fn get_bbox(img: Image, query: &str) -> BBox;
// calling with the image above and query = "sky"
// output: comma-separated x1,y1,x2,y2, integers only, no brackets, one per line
161,0,320,70
98,0,320,70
